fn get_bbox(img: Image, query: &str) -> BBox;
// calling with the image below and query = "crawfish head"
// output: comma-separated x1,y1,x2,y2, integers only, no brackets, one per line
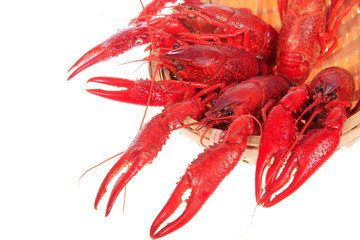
160,44,227,82
305,66,355,129
206,75,292,123
309,66,354,104
160,44,266,85
204,82,265,130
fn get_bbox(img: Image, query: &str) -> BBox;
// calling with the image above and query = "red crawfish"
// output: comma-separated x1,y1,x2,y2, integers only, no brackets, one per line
276,0,360,84
67,0,278,80
91,75,291,239
85,44,269,106
255,66,355,207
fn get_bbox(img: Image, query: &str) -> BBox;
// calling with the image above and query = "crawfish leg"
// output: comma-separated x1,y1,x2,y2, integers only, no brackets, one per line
327,0,360,38
95,99,202,216
129,0,202,25
150,116,254,239
316,0,360,63
129,0,177,25
277,0,288,21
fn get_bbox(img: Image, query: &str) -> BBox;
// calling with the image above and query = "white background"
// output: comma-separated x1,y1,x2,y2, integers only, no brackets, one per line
1,0,360,240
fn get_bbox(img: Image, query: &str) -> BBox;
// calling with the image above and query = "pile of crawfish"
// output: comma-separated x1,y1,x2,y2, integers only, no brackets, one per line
68,0,360,238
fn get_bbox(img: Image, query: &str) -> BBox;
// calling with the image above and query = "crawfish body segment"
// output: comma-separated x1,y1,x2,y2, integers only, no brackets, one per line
256,67,354,207
276,0,326,84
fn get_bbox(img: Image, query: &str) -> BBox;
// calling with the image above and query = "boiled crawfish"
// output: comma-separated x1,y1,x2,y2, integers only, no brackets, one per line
68,0,360,239
68,1,280,238
276,0,360,84
67,0,278,80
85,44,268,106
90,75,291,239
255,66,355,207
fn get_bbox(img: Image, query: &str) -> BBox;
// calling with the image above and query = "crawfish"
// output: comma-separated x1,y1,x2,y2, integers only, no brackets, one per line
67,0,278,80
255,66,355,207
276,0,360,84
91,74,291,239
85,44,268,107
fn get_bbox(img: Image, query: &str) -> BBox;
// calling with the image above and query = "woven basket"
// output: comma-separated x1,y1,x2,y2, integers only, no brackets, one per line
150,0,360,165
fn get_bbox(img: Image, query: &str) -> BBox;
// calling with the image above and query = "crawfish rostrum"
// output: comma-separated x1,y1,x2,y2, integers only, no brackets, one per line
68,0,360,238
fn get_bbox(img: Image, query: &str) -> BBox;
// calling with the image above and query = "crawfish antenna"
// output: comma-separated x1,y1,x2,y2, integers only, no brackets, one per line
200,121,216,148
295,93,322,123
139,64,160,130
78,151,124,186
138,0,161,130
139,0,156,52
236,204,258,240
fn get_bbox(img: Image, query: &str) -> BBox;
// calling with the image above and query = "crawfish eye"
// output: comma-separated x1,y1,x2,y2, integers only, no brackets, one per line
226,110,233,115
211,99,216,105
173,43,180,49
315,85,323,93
177,65,183,71
328,92,337,99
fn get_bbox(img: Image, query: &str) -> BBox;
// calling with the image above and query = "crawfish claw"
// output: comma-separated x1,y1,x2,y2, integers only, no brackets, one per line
255,86,309,203
86,76,196,106
150,171,206,239
259,127,342,207
67,24,155,80
257,98,348,207
86,77,162,106
151,116,253,238
150,147,243,238
94,113,173,214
